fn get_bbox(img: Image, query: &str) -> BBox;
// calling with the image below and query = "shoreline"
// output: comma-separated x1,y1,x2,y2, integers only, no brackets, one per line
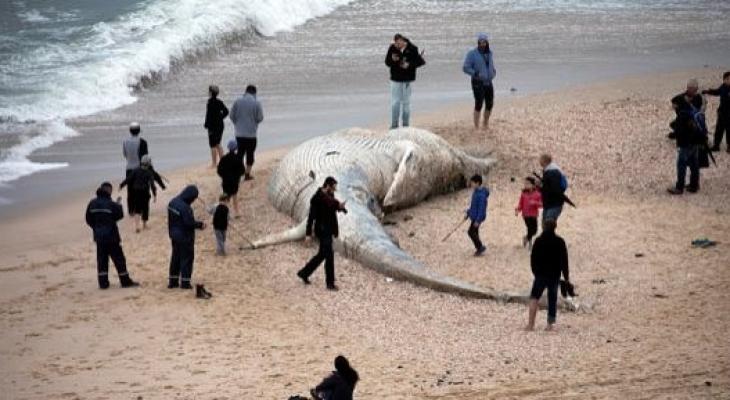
2,67,729,398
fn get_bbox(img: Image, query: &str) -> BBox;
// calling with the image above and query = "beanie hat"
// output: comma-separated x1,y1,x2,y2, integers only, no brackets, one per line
477,33,489,42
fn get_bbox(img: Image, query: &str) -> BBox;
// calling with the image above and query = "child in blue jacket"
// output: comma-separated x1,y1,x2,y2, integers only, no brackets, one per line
465,174,489,256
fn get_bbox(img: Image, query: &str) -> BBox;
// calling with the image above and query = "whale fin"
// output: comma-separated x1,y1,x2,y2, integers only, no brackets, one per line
249,219,307,249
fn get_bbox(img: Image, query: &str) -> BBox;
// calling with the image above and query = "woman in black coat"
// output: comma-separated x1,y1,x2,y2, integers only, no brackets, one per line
311,356,359,400
204,84,229,168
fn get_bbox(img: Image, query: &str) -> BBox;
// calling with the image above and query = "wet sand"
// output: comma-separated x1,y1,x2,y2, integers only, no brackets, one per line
1,68,729,399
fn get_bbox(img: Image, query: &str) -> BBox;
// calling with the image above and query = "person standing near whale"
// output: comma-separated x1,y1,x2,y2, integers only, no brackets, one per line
463,33,496,130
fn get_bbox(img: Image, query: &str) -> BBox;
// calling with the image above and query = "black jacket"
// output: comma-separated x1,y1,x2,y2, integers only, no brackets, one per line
530,230,570,281
315,372,356,400
85,189,124,243
204,97,229,132
671,92,703,116
540,169,565,209
217,151,245,184
385,41,425,82
120,166,158,197
168,185,204,243
672,110,705,148
213,203,229,231
705,84,730,115
306,188,344,238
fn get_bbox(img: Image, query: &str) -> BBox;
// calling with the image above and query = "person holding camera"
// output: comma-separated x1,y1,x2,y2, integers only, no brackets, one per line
385,33,426,129
297,177,348,291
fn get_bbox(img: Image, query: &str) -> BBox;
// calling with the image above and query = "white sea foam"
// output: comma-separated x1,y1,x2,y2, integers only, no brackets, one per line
0,0,352,184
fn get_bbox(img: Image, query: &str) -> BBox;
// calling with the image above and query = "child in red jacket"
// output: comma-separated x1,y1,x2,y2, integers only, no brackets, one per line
515,177,542,249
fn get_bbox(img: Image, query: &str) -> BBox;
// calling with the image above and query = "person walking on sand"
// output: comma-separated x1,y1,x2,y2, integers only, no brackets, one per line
385,33,426,129
537,154,567,222
526,219,570,331
212,194,230,256
230,85,263,180
297,177,348,291
85,182,139,289
167,185,206,289
464,174,489,256
122,122,148,178
310,355,359,400
703,71,730,153
217,139,245,215
515,177,542,249
463,33,496,130
204,85,229,168
119,155,160,232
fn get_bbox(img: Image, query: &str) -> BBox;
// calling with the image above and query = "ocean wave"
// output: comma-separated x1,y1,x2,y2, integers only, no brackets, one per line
0,0,352,185
0,120,76,184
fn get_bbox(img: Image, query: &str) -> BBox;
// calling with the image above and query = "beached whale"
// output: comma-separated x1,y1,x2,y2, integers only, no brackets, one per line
251,127,579,310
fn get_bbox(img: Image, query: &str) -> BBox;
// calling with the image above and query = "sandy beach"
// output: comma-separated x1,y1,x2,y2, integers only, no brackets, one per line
1,68,729,399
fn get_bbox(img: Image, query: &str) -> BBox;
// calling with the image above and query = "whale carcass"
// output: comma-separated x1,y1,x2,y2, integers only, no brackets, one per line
252,127,578,310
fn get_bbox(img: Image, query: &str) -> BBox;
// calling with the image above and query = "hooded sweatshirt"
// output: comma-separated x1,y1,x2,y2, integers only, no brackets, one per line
467,186,489,223
463,47,496,85
167,185,203,243
541,162,565,209
85,188,124,243
230,93,264,138
530,229,570,281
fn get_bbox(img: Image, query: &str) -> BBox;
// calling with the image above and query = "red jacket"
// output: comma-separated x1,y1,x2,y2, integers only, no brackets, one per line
516,190,542,218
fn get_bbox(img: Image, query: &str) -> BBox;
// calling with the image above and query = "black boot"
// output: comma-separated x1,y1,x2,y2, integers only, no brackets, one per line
99,280,110,290
180,281,193,290
168,279,179,289
195,284,212,299
120,275,139,288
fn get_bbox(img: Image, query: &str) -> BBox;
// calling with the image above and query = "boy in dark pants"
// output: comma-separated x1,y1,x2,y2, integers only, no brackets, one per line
703,71,730,152
85,182,139,289
464,174,489,256
213,194,230,256
297,177,348,291
167,185,205,289
526,219,570,331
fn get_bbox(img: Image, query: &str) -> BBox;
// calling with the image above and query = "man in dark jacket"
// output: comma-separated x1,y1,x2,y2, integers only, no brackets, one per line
217,139,245,215
85,182,139,289
526,219,569,331
537,154,566,222
667,108,703,194
297,177,347,291
385,33,425,129
703,71,730,152
669,79,704,139
311,355,359,400
167,185,205,289
120,155,159,232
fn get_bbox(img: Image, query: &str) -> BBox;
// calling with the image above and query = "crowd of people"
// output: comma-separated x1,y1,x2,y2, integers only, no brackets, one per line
81,31,728,397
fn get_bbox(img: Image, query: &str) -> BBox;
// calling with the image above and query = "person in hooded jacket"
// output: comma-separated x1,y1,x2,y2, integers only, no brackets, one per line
167,185,205,289
85,182,139,289
464,174,489,256
463,33,497,130
311,355,359,400
385,33,426,129
217,139,245,215
204,85,229,168
120,154,160,232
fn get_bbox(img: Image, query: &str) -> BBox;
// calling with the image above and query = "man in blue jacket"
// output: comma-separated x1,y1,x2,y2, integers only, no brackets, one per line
85,182,139,289
464,174,489,256
167,185,206,289
463,33,496,130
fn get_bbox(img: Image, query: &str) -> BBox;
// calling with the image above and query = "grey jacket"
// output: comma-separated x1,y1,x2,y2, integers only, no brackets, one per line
230,93,263,138
123,136,141,170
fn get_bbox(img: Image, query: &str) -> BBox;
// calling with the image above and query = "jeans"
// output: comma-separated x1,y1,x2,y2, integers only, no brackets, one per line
467,224,484,250
676,145,700,191
215,229,226,255
298,235,335,286
390,81,412,129
542,206,563,223
530,277,559,324
169,240,195,285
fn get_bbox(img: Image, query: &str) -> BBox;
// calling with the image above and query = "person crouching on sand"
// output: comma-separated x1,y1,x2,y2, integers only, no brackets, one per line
85,182,139,289
463,33,496,130
217,139,245,215
465,174,489,256
526,219,570,331
310,355,359,400
515,177,542,249
167,185,205,289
